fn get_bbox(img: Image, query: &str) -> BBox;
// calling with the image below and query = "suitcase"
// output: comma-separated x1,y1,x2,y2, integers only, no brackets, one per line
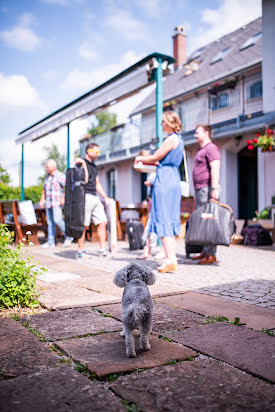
64,165,86,239
126,220,145,250
185,220,203,258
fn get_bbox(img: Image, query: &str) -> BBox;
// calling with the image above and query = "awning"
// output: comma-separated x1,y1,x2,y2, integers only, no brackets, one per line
16,52,175,145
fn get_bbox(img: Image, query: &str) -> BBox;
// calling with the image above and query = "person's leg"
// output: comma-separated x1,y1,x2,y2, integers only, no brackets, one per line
52,206,73,245
194,187,211,258
45,208,55,245
77,228,86,257
78,194,91,256
91,196,108,254
97,221,107,249
158,236,177,272
161,236,177,261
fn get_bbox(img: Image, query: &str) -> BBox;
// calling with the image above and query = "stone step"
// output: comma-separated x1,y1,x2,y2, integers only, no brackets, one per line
110,358,275,412
156,291,275,330
164,322,275,382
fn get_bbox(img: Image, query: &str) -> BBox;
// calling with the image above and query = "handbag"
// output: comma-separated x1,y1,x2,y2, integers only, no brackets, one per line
185,199,236,246
180,148,190,197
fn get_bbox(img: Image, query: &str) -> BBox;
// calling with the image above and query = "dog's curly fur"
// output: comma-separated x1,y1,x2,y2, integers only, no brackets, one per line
113,263,155,358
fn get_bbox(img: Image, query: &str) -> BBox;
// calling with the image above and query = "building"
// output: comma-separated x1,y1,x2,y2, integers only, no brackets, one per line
82,14,275,220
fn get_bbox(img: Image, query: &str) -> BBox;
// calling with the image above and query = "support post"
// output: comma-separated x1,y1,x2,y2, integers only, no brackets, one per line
155,57,163,147
21,144,24,201
67,122,70,169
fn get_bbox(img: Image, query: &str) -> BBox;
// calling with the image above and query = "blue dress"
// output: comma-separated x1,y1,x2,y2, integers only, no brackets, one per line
149,133,184,237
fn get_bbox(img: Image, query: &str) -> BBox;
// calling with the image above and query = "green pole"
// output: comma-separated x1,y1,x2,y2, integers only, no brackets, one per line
155,56,163,147
21,144,24,201
67,122,70,169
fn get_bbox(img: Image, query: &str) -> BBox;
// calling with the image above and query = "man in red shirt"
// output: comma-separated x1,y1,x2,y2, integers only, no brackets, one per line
192,124,220,264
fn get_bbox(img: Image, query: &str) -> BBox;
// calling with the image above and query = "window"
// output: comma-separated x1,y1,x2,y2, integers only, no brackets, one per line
210,93,229,111
248,80,262,99
211,46,232,64
107,169,116,199
240,32,262,50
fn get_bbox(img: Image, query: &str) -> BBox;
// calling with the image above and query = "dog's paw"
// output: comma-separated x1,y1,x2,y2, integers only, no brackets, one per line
126,350,137,358
141,342,150,351
120,331,125,337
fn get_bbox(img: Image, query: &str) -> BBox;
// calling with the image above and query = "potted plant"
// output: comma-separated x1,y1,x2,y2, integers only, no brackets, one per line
247,126,275,152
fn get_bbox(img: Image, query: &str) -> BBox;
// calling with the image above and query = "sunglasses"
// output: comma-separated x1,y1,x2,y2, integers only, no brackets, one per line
87,148,100,155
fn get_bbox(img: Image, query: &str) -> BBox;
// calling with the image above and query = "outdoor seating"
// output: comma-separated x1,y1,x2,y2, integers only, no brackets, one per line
0,200,40,245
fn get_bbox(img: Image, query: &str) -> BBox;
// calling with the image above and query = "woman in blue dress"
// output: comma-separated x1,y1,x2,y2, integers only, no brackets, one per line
135,111,183,273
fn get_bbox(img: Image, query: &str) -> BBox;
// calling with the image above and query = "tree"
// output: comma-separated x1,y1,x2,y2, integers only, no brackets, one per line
37,143,66,184
0,164,11,184
88,110,117,136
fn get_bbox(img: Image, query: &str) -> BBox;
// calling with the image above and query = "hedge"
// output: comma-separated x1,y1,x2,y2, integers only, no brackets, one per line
0,183,43,204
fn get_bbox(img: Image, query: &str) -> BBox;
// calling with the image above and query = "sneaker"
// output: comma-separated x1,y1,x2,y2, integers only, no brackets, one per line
78,251,83,258
98,248,108,257
63,237,73,248
41,242,55,249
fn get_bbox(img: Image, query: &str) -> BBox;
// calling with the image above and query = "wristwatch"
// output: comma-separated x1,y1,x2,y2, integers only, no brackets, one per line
210,187,216,190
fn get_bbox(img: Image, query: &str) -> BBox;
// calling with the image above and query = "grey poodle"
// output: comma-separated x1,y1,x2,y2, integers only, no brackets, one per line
113,263,156,358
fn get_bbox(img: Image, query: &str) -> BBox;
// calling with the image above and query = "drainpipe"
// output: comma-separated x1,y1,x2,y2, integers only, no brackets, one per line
67,123,70,170
155,56,163,147
21,144,24,201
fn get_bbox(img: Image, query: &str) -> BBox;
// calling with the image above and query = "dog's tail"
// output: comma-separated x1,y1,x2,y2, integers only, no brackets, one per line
126,304,149,327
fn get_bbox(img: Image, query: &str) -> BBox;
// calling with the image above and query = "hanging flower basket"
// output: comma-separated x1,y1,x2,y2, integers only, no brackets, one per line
247,126,275,152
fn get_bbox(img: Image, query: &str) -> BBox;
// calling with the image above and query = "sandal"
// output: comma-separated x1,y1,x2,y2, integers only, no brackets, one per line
158,259,178,273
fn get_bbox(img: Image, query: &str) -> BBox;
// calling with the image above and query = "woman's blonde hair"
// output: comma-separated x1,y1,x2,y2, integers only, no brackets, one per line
163,111,182,132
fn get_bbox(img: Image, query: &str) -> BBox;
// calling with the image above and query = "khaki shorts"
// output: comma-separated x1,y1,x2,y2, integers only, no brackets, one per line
84,194,107,226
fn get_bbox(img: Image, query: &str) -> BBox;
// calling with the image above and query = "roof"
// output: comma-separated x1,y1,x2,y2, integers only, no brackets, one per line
131,17,262,116
16,52,175,145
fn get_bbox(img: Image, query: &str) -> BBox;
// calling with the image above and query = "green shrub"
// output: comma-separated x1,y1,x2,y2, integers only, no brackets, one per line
0,224,45,309
0,183,43,204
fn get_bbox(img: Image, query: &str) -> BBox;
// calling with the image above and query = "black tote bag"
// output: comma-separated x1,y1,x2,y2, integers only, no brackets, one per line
185,200,235,246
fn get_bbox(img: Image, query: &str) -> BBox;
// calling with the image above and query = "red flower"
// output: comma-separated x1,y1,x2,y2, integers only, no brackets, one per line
268,129,274,135
248,144,254,151
252,138,258,143
247,140,252,144
256,133,260,137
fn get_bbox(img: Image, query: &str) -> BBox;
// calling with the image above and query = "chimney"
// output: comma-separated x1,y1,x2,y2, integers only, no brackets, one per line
173,26,186,70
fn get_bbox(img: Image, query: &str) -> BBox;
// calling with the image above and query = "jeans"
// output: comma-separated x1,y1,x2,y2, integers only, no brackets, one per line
194,186,220,257
45,206,70,245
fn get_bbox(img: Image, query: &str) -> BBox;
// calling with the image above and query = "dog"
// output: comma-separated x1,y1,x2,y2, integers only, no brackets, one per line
113,263,156,358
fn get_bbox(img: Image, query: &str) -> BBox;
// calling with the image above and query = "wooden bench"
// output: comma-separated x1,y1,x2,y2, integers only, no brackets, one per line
0,200,40,245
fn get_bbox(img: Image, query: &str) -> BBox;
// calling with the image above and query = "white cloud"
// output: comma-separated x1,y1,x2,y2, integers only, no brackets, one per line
42,0,70,5
61,50,144,92
78,42,101,61
0,73,47,113
135,0,162,17
190,0,262,52
0,13,42,51
105,9,148,40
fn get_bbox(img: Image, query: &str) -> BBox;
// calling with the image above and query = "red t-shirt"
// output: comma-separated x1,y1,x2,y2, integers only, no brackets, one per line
192,141,220,190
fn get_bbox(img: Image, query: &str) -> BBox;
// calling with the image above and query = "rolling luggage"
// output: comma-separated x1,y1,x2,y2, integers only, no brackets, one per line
126,220,145,250
185,220,203,258
64,165,86,239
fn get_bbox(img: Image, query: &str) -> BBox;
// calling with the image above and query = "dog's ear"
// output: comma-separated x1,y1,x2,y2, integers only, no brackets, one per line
139,265,156,285
113,266,128,287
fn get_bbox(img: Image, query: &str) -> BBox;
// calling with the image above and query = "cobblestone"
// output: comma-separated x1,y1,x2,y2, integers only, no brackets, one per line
36,239,275,309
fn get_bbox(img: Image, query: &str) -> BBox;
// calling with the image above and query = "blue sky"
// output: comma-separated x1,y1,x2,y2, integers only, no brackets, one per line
0,0,262,185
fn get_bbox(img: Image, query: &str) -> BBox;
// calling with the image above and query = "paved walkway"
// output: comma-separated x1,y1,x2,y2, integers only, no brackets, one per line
0,239,275,411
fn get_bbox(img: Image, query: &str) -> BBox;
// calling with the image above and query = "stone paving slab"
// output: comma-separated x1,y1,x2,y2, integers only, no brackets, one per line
20,307,122,341
0,367,125,412
38,271,81,283
110,358,275,412
96,302,206,334
38,286,119,310
0,318,58,379
55,332,197,378
165,323,275,382
156,292,275,330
